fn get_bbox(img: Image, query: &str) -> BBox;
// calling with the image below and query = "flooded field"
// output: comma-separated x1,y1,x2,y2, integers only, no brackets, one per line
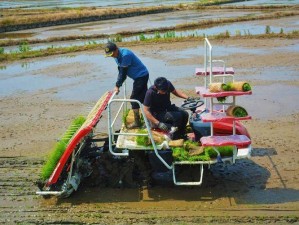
0,10,265,41
0,1,299,224
1,0,298,9
2,13,299,53
2,39,299,114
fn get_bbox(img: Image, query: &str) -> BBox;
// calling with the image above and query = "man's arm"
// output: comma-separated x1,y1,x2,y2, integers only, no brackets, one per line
114,67,128,94
115,67,128,87
172,89,188,99
143,106,159,126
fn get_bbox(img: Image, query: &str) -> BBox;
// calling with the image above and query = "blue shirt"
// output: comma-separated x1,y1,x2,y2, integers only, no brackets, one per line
115,48,148,80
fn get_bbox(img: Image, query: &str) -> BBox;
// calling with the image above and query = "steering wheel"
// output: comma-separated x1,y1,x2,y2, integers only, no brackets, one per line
181,99,204,112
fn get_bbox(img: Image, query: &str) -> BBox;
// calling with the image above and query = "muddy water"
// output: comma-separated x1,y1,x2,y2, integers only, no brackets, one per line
1,10,264,41
3,15,298,54
2,0,298,9
0,0,200,9
1,41,299,120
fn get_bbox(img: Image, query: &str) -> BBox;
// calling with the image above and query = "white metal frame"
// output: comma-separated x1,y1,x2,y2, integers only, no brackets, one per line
107,90,172,170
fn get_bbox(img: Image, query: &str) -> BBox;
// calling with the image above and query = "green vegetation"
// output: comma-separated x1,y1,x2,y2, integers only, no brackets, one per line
1,7,298,48
122,108,130,125
265,25,271,34
217,97,227,103
242,83,252,91
111,34,123,42
40,115,86,181
235,30,241,36
1,30,298,62
139,34,147,41
2,3,295,30
135,129,150,146
172,141,234,161
229,106,248,117
18,41,31,53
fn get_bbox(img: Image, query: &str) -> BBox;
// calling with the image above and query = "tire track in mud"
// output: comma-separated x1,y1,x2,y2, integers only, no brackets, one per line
0,156,298,224
0,157,40,224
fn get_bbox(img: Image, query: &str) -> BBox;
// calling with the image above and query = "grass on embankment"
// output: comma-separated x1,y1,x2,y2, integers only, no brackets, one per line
0,31,298,63
0,9,298,47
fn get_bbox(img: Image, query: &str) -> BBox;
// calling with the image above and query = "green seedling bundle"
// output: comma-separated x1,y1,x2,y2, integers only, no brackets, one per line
173,141,233,161
40,115,86,181
136,129,150,146
227,82,252,92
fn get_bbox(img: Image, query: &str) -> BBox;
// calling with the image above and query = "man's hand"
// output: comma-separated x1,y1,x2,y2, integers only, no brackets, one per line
114,86,120,95
158,122,170,132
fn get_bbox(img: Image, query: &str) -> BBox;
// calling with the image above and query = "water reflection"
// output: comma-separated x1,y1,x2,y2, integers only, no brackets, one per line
1,0,298,9
3,18,298,53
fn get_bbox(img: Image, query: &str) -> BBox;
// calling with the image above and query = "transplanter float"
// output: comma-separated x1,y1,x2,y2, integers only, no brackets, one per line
36,38,252,198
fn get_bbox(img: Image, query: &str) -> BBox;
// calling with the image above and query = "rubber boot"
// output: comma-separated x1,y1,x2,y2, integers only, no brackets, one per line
127,109,141,129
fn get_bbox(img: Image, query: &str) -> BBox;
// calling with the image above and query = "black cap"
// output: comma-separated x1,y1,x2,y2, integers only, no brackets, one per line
104,42,117,57
154,77,168,91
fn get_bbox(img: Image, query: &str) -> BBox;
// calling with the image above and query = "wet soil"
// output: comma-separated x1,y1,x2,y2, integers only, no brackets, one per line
0,38,299,224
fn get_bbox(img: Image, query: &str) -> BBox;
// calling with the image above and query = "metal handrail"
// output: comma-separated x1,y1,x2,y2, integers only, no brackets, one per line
107,96,172,169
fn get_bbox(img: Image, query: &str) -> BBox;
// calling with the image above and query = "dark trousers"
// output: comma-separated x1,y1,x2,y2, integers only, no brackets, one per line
154,105,189,139
130,74,149,109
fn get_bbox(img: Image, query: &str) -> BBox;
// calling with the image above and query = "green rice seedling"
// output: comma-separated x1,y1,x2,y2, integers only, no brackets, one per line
217,96,227,103
0,47,4,54
164,31,175,39
280,28,284,34
184,140,199,149
40,115,86,180
18,41,31,53
115,34,123,42
226,82,232,91
229,106,248,117
135,129,150,146
265,25,271,34
222,83,230,91
243,29,251,36
139,34,147,41
172,142,233,162
172,147,188,161
204,146,234,158
225,30,230,37
242,83,251,91
122,108,130,126
154,31,161,39
40,141,67,180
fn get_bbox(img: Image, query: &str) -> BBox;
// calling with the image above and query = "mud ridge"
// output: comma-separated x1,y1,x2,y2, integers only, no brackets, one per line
0,8,174,33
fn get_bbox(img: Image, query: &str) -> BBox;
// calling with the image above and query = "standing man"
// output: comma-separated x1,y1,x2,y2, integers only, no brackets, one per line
143,77,191,140
105,42,149,128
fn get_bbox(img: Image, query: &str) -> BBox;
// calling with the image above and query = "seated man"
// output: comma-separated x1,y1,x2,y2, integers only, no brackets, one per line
143,77,190,139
